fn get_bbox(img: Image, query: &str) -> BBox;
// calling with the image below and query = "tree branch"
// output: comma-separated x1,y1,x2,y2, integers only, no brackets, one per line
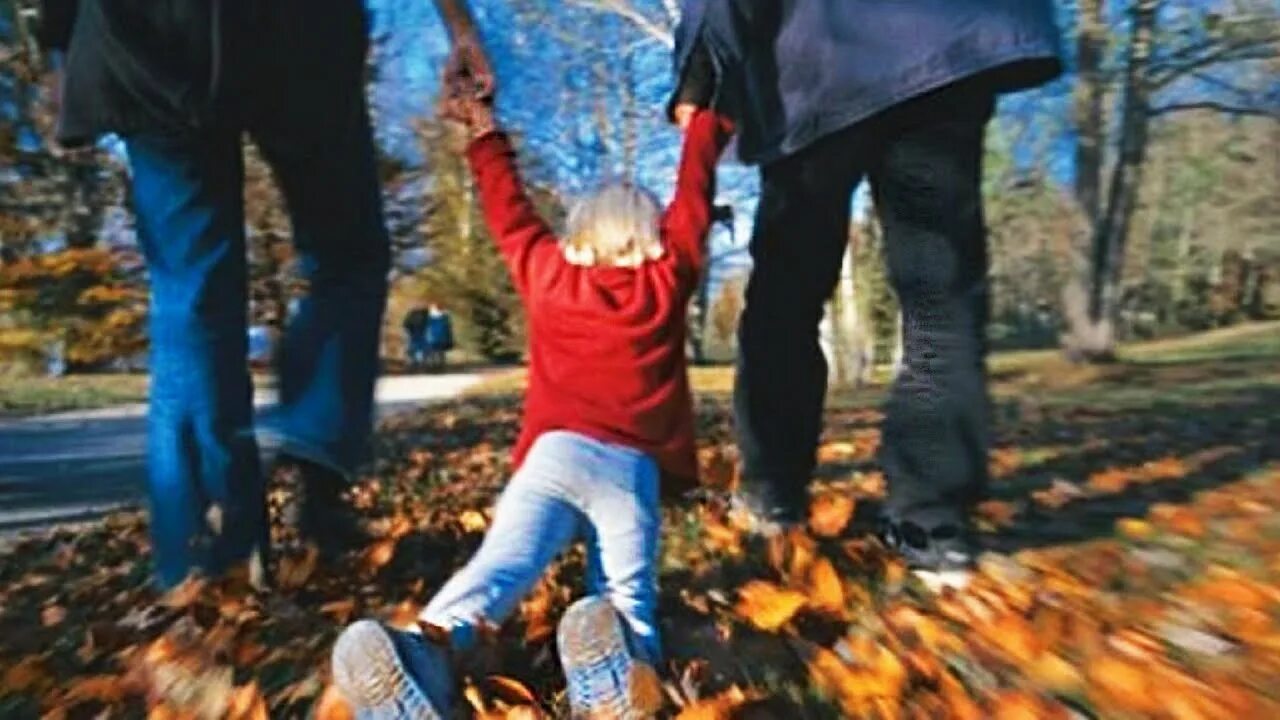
564,0,675,47
1147,101,1280,119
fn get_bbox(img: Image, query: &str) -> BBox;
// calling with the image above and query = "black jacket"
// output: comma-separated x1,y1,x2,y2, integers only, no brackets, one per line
38,0,370,146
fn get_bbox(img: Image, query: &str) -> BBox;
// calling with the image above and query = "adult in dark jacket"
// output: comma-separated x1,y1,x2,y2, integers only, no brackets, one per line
670,0,1062,580
34,0,393,587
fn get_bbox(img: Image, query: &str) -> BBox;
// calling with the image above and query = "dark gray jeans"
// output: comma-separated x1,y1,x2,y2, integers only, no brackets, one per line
734,79,996,528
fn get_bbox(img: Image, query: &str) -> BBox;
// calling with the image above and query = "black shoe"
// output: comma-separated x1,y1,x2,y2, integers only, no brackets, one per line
878,517,977,591
275,454,369,558
728,492,805,538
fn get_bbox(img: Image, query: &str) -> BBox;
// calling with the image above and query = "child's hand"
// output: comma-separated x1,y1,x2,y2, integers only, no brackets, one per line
444,37,495,103
673,103,699,130
439,93,496,138
439,77,497,141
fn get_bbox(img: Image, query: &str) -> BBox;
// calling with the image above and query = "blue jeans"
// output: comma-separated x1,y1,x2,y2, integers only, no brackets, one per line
420,431,663,664
125,104,389,588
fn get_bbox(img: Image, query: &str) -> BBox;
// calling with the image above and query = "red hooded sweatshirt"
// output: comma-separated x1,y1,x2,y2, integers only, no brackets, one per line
465,110,733,490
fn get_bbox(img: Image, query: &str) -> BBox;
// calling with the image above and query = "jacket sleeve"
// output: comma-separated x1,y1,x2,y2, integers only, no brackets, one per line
465,132,562,297
36,0,79,51
660,110,734,283
666,0,756,123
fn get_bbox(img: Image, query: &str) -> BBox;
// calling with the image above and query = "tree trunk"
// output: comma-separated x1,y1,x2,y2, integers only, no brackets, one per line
1066,0,1159,362
1074,0,1107,226
692,266,711,364
891,308,905,379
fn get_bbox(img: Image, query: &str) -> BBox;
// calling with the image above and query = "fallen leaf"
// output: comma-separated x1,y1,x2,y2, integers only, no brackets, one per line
361,539,397,573
2,656,52,694
1116,518,1156,541
1088,468,1131,494
816,441,858,464
320,599,358,624
675,686,753,719
162,577,207,609
977,500,1019,527
277,545,319,590
313,684,355,720
807,558,846,615
62,674,128,704
1028,653,1083,693
41,604,67,627
487,675,537,706
1088,653,1155,714
735,581,807,632
227,682,268,720
809,493,856,538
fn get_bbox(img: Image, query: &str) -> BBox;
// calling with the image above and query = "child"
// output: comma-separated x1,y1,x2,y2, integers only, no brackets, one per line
330,68,734,717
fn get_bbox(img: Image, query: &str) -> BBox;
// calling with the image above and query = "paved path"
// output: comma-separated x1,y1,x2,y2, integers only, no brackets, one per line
0,373,488,536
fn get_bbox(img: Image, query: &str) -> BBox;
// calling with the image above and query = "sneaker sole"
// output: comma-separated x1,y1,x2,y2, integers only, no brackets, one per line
557,597,653,720
331,620,444,720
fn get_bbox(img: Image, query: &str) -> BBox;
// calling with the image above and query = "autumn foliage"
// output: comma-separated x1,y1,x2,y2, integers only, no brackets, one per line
0,248,147,369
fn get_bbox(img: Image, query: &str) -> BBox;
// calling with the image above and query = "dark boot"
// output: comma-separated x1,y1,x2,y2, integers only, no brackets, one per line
275,453,369,559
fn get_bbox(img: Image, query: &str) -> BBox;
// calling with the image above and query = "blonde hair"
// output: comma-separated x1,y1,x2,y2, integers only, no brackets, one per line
562,183,664,267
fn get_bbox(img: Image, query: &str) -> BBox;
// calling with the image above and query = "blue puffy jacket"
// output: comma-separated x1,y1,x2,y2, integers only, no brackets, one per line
671,0,1064,165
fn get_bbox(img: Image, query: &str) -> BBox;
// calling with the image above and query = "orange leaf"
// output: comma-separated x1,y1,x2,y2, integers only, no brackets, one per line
816,441,858,464
2,656,52,694
1087,468,1131,494
991,691,1064,720
464,681,488,713
809,493,856,538
459,510,489,533
1088,653,1155,713
486,676,537,706
1027,653,1083,694
361,539,397,573
227,683,268,720
1116,518,1156,541
735,581,807,632
162,577,208,609
675,687,754,719
62,674,128,704
976,500,1019,528
313,684,355,720
807,558,846,615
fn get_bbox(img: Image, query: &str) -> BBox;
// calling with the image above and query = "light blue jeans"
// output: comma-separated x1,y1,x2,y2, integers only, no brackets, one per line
420,431,663,664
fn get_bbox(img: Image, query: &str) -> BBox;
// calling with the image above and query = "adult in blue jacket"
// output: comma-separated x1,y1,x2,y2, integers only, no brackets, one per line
671,0,1062,579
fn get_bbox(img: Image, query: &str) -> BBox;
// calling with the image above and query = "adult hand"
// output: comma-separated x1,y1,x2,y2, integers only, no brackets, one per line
444,35,495,104
671,39,715,128
673,103,699,130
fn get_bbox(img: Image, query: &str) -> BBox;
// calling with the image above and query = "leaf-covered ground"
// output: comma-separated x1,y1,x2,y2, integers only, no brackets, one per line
2,331,1279,719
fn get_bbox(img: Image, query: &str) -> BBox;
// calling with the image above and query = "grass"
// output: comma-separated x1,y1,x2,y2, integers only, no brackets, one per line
464,320,1280,401
4,321,1276,419
0,373,150,418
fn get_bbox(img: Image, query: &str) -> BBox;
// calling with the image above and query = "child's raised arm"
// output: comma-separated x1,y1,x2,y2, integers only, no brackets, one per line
442,78,560,297
661,110,735,282
465,129,561,296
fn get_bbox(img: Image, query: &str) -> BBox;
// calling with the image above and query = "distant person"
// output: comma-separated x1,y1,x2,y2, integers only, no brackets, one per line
36,0,390,587
331,66,735,718
423,303,454,371
670,0,1062,585
402,306,432,370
